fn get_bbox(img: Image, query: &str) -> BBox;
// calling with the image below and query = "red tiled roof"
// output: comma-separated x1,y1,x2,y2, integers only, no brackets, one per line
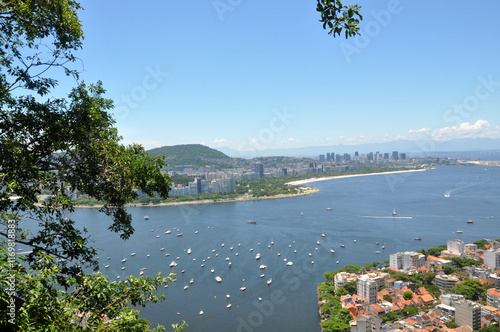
370,304,385,313
421,294,434,304
418,287,429,295
487,288,500,297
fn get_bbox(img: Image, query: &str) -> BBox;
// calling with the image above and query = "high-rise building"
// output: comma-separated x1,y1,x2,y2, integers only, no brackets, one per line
392,151,399,160
447,239,465,255
384,153,389,159
357,275,378,304
326,153,331,161
487,288,500,309
282,168,287,176
343,153,351,161
484,249,500,269
354,151,359,157
455,300,481,330
400,153,407,160
319,154,325,162
255,163,264,179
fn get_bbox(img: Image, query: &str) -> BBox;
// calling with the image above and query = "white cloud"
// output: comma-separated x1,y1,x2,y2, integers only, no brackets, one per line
211,138,230,147
408,128,430,134
280,137,299,143
431,119,499,140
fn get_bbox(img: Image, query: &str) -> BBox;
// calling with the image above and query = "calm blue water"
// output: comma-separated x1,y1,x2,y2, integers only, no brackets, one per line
61,166,500,331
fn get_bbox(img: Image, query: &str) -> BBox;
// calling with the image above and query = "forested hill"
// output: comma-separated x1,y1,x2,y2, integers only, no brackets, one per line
147,144,232,169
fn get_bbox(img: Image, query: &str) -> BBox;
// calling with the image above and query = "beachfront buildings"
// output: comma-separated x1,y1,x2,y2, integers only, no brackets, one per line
389,251,425,271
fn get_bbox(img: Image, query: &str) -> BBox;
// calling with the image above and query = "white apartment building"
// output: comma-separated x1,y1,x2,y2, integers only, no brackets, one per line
447,239,465,256
484,249,500,269
357,275,378,304
390,251,425,270
487,288,500,309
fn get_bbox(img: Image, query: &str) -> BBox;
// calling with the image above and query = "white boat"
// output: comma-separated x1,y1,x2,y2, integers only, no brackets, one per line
221,243,225,247
230,246,233,250
165,230,171,234
267,278,272,285
259,264,267,269
169,261,177,267
228,262,232,267
195,230,199,234
199,310,203,315
187,248,192,255
466,220,474,224
247,220,257,224
211,267,215,273
155,235,160,238
239,286,246,291
121,267,125,270
326,207,333,211
176,233,183,237
184,285,189,290
456,230,463,234
301,212,304,216
311,261,314,264
104,264,109,268
121,258,127,263
130,252,136,256
330,249,335,254
215,276,222,283
381,246,385,249
144,215,149,220
160,247,165,251
226,303,232,308
255,253,261,260
260,274,265,278
286,261,293,266
226,293,230,299
392,208,397,216
146,254,150,258
321,233,325,237
375,251,381,254
190,278,194,284
308,253,312,256
340,244,345,248
336,261,339,264
139,271,144,275
316,240,320,245
353,240,356,243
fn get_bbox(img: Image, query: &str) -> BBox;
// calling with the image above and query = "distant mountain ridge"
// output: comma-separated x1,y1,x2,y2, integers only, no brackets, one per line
218,138,500,158
148,144,230,169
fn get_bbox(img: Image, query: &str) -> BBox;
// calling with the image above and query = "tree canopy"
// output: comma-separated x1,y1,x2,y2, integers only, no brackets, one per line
0,1,176,330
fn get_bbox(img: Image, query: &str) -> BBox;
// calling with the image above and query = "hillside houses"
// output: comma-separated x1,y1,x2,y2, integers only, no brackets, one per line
319,239,500,332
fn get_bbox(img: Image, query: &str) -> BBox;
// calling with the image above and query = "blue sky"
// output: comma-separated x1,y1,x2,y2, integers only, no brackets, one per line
74,0,500,151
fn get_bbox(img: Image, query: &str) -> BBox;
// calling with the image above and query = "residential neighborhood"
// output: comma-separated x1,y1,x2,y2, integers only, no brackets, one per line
318,239,500,332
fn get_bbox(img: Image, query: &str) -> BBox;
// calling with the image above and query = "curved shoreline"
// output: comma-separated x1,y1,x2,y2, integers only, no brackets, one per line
74,187,320,209
73,169,428,209
285,168,428,186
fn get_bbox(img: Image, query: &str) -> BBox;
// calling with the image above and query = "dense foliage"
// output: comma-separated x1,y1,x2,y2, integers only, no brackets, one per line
148,144,231,170
0,1,180,330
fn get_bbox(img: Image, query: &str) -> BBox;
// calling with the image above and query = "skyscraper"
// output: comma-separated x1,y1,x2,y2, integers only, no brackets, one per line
255,163,264,179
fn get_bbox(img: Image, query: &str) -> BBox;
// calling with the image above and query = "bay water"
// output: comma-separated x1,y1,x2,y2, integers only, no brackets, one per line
64,166,500,331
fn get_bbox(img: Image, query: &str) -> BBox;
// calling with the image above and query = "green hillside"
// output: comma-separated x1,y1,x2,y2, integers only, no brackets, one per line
147,144,231,169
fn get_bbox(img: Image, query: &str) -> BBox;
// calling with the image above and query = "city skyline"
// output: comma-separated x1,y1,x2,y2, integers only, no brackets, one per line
75,1,500,151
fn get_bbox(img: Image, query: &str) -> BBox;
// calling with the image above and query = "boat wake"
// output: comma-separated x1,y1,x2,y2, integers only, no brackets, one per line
361,216,413,219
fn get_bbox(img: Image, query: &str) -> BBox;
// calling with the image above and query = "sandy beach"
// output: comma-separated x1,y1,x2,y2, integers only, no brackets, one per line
74,187,320,209
285,168,429,186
